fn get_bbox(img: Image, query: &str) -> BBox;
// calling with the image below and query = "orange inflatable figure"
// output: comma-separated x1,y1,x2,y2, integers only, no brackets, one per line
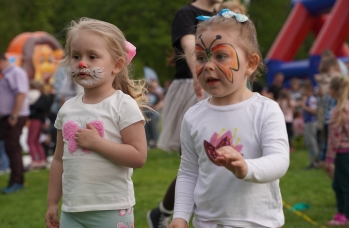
5,31,63,91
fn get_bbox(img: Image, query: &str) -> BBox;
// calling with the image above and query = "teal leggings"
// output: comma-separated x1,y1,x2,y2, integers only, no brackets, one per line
60,208,134,228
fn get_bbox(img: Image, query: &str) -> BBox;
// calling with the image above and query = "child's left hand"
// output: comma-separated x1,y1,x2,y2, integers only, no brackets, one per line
215,146,248,179
75,123,101,151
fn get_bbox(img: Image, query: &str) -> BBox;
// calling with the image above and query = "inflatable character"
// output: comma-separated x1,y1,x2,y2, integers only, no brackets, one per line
5,31,63,91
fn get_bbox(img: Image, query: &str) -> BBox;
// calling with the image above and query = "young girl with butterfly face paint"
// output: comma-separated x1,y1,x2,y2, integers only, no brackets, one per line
169,9,289,228
45,18,148,228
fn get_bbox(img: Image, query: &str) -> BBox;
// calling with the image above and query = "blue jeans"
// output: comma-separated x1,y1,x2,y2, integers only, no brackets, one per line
0,140,9,172
144,111,160,145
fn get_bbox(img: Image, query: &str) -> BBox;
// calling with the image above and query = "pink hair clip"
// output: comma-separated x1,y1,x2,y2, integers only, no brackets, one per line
125,41,136,65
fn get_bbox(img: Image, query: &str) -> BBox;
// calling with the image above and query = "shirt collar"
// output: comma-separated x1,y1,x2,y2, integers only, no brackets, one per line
2,64,15,75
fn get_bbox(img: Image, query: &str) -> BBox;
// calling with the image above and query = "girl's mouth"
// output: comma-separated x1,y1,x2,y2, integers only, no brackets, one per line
207,78,219,86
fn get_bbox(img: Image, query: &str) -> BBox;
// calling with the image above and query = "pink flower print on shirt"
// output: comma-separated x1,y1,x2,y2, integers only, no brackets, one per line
116,221,134,228
63,120,80,153
116,222,127,228
62,120,104,155
204,128,243,166
118,208,132,216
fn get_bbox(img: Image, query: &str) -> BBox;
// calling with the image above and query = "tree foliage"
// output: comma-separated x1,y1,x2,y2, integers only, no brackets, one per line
0,0,314,84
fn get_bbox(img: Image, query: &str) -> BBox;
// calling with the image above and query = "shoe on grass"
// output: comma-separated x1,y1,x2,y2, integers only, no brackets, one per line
1,183,24,194
327,212,349,226
146,203,172,228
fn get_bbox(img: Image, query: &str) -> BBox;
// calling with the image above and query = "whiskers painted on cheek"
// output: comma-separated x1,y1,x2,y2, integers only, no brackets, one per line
70,67,105,79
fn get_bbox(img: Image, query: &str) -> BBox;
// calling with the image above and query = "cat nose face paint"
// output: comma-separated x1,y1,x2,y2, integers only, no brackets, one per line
195,34,240,82
78,61,85,67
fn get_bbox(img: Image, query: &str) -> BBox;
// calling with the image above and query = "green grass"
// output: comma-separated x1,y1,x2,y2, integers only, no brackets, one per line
0,149,337,228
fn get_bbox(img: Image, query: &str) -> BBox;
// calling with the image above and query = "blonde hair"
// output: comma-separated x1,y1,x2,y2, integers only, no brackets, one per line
329,76,349,126
221,0,247,15
196,16,265,82
61,17,149,115
29,79,45,93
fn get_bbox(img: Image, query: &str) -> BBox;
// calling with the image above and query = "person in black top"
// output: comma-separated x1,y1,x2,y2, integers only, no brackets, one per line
252,78,264,94
147,0,222,227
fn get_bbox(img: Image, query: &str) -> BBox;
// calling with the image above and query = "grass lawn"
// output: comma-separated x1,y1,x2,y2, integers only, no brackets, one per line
0,148,337,228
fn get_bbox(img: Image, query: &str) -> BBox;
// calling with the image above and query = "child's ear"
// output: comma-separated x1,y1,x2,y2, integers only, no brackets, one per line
245,53,260,76
112,57,125,75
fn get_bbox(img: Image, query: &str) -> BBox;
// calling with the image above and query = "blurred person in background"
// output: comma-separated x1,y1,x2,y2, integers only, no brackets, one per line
301,80,319,169
315,56,343,179
267,72,285,100
0,126,9,174
325,76,349,226
220,0,246,14
0,53,29,194
289,77,302,112
27,80,49,169
277,89,296,152
144,80,163,149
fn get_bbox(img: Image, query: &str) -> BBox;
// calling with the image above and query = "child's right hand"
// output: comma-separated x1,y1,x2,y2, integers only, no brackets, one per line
45,205,60,228
193,79,204,99
215,146,248,179
168,218,188,228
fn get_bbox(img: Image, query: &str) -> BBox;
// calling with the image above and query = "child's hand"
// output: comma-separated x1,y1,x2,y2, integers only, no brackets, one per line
45,205,60,228
75,123,101,151
215,146,248,179
168,218,188,228
193,79,204,99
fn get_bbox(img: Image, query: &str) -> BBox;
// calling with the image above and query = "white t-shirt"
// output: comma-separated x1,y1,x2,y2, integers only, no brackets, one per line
54,90,144,212
174,93,289,227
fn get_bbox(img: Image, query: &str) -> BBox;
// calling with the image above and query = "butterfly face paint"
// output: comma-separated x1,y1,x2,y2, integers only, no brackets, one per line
70,66,105,87
195,34,240,83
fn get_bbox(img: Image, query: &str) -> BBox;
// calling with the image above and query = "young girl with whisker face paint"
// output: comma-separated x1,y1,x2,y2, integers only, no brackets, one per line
169,9,290,228
45,18,148,228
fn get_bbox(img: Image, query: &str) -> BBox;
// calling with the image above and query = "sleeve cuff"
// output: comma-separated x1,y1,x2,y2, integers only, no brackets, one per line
242,160,252,181
172,213,191,224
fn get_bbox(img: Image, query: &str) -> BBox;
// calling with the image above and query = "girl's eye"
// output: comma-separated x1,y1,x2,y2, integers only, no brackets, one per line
216,54,226,61
196,55,206,63
72,55,79,60
89,55,97,59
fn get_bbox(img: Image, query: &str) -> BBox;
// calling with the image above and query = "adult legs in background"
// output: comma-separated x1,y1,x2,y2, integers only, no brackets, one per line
0,140,9,172
27,119,46,169
1,116,27,194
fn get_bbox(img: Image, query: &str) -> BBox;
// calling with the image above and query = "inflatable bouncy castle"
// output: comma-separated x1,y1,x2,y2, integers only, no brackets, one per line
265,0,349,85
5,31,63,90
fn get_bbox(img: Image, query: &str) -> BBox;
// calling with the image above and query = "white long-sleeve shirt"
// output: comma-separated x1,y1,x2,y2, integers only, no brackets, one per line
174,93,289,227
